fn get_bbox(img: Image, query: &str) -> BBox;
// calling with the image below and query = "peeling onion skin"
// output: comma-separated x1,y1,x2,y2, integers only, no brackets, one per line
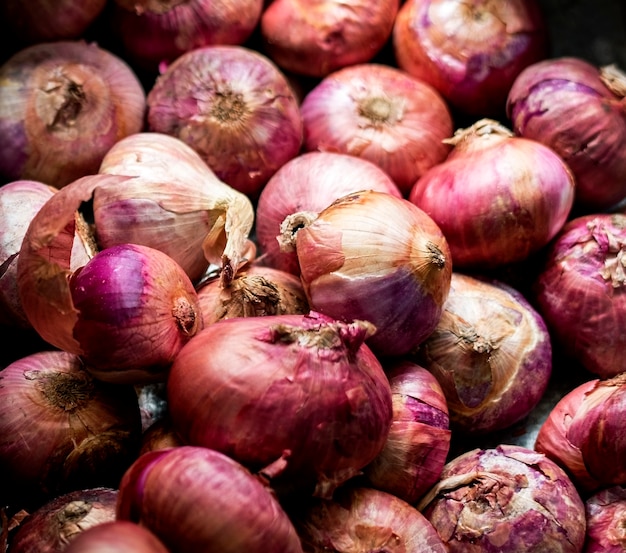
409,118,575,269
300,64,454,195
507,57,626,211
533,213,626,379
392,0,548,117
0,41,146,188
260,0,399,78
146,45,304,200
419,445,586,553
62,520,169,553
294,190,452,358
116,446,305,553
584,486,626,553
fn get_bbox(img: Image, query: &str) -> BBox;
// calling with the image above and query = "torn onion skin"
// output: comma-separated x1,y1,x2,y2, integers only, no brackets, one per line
584,486,626,553
63,520,169,553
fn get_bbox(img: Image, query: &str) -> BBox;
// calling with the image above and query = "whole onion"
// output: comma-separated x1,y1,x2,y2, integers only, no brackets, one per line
167,311,392,498
393,0,548,117
409,118,575,269
260,0,399,78
418,445,586,553
584,486,626,553
116,446,304,553
0,41,146,188
533,213,626,379
416,272,552,435
63,520,169,553
293,190,452,357
507,58,626,211
146,45,303,199
255,151,402,275
299,63,454,194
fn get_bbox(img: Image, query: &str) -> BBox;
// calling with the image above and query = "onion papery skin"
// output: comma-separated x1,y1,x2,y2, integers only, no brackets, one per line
0,180,57,328
419,445,586,553
291,485,447,552
507,57,626,211
260,0,399,78
62,520,169,553
294,190,452,358
7,487,118,553
299,63,454,195
146,45,303,199
166,311,393,498
116,446,305,553
409,118,575,269
363,360,451,505
111,0,264,73
255,151,402,275
533,213,626,379
584,486,626,553
0,41,146,188
392,0,548,118
0,351,141,509
417,272,552,435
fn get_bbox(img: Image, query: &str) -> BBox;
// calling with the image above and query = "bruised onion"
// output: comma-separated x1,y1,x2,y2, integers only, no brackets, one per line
300,63,454,194
409,118,575,269
63,520,169,553
0,41,146,188
293,190,452,357
584,486,626,553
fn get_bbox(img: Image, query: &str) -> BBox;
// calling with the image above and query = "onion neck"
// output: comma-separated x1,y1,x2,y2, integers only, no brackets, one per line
444,118,513,149
600,64,626,99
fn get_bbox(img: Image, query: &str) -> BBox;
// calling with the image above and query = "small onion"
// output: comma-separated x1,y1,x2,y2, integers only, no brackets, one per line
139,416,185,455
409,118,575,269
418,445,586,553
63,520,169,553
293,190,452,357
299,63,454,194
584,486,626,553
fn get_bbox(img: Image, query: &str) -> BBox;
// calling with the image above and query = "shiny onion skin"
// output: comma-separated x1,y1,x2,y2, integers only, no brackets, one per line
0,41,146,188
392,0,548,117
363,360,451,505
146,45,303,199
507,58,626,211
291,485,447,553
533,213,626,379
416,272,552,435
584,486,626,553
294,190,452,357
167,312,393,498
255,151,402,275
299,63,454,195
260,0,399,78
116,446,305,553
418,445,586,553
62,520,169,553
409,118,575,269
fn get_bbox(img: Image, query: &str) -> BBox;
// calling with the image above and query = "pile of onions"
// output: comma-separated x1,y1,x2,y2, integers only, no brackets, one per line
63,521,168,553
584,486,626,553
409,118,575,269
299,63,454,194
0,41,146,188
507,57,626,211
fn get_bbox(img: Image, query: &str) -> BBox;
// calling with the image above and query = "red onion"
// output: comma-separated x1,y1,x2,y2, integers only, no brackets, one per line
409,118,575,269
0,41,146,188
393,0,548,117
260,0,399,78
507,58,626,211
584,486,626,553
63,521,168,553
417,272,552,435
293,190,452,357
418,445,586,553
533,213,626,379
363,360,451,505
0,350,141,508
116,446,305,552
146,45,303,199
139,416,184,455
299,63,454,194
167,311,392,498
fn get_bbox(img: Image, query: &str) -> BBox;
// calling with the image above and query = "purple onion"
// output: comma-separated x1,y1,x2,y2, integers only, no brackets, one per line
584,486,626,553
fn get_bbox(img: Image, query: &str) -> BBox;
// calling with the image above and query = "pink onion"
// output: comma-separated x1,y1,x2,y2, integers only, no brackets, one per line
260,0,399,78
409,118,575,269
116,446,304,552
166,311,392,498
393,0,548,117
584,486,626,553
0,41,146,188
299,63,454,194
293,190,452,357
146,45,303,199
507,58,626,211
63,521,168,553
255,151,402,275
533,213,626,379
